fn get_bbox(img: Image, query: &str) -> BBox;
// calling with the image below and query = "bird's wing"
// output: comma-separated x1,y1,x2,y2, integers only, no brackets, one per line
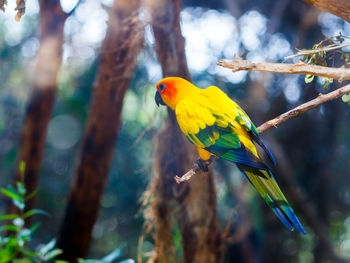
175,86,268,170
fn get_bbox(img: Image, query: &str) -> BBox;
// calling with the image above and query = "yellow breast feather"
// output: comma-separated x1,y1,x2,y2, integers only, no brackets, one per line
175,86,258,157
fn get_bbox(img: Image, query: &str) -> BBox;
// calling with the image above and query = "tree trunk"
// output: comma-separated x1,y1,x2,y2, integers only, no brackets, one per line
144,0,222,262
11,0,67,216
57,1,143,261
303,0,350,23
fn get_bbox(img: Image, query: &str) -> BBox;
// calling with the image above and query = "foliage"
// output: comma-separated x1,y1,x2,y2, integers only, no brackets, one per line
0,162,133,263
79,244,133,263
0,162,61,263
342,92,350,106
0,0,350,262
0,0,25,21
301,34,350,90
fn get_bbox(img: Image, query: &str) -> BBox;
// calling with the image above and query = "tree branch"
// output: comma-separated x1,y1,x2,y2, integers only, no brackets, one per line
302,0,350,24
258,84,350,132
284,42,350,60
217,56,350,82
175,84,350,183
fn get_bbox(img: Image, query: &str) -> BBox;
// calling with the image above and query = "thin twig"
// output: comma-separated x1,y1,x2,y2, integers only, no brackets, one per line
175,84,350,183
258,84,350,132
217,55,350,82
284,42,350,60
174,155,217,183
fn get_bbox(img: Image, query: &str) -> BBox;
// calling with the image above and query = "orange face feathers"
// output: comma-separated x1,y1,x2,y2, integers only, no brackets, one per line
156,79,178,103
155,77,198,109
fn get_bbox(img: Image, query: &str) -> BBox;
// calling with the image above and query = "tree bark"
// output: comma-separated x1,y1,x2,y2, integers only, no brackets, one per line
218,56,350,82
57,1,143,261
11,0,67,216
303,0,350,23
145,0,222,262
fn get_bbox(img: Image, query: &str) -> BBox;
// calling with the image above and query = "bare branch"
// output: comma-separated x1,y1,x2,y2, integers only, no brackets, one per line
258,84,350,133
217,56,350,82
175,84,350,183
284,42,350,60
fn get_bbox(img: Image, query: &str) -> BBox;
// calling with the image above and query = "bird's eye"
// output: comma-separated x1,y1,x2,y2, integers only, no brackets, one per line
159,83,166,92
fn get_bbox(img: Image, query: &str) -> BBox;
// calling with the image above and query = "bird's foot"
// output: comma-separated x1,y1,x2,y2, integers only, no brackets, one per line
196,157,209,172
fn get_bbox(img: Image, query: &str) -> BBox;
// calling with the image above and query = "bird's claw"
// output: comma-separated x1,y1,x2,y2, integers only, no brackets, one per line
196,158,209,172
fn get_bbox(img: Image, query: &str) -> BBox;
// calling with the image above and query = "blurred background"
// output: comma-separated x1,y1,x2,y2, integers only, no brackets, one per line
0,0,350,262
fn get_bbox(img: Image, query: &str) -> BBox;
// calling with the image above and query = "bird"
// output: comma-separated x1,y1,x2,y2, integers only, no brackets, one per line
154,76,306,235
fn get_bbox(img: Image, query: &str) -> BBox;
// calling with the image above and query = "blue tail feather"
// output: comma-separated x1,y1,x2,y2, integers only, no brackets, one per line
283,206,306,235
238,165,306,235
266,194,294,231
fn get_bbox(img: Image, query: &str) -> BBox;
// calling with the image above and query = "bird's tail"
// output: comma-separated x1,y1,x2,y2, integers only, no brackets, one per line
237,164,306,235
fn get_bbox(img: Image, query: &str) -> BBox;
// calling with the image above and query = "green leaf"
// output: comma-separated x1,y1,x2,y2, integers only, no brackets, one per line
21,248,40,258
30,222,41,233
19,161,26,176
0,247,17,263
23,209,49,219
54,261,69,263
13,199,25,211
119,260,134,263
1,187,22,202
44,248,63,261
16,182,26,196
0,237,19,261
0,225,20,232
321,77,333,90
342,93,350,102
39,239,56,256
78,260,100,263
101,246,123,262
0,214,19,221
305,75,314,83
1,186,25,210
25,189,38,202
13,259,32,263
18,228,32,241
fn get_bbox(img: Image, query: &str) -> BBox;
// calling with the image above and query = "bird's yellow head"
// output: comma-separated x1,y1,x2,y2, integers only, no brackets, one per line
155,77,197,110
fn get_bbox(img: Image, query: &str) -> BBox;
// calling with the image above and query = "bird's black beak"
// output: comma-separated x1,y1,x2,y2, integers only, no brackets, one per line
155,91,166,107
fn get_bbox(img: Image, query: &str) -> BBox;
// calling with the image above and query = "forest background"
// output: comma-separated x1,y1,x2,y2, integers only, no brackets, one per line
0,0,350,262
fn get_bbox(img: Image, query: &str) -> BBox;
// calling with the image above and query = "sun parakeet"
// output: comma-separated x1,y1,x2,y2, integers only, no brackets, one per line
154,77,306,235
